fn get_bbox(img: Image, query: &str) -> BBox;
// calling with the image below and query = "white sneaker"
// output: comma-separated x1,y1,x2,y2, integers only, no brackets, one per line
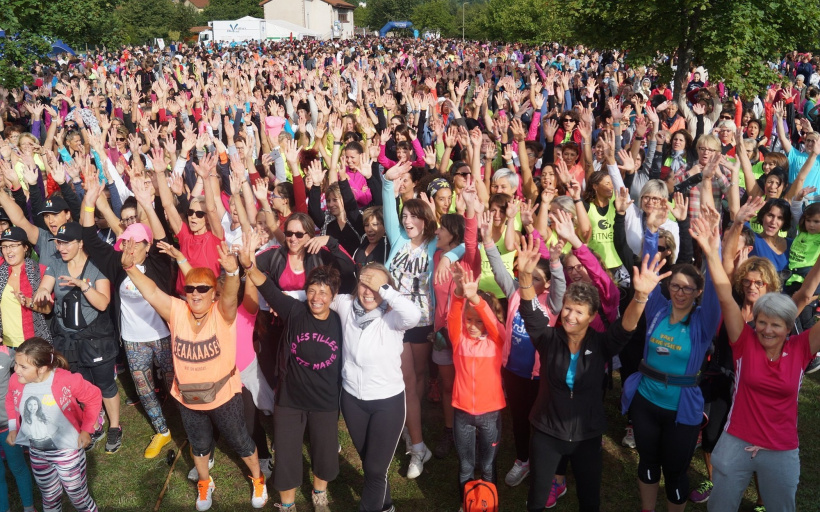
195,477,215,511
250,475,268,509
406,444,432,479
401,427,412,454
504,459,530,486
188,455,215,482
622,426,636,449
259,457,273,480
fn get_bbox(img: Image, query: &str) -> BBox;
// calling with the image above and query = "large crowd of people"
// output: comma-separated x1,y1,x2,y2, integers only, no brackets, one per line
0,37,818,512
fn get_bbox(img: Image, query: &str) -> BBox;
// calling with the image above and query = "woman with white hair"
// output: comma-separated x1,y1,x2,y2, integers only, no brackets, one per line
693,214,820,512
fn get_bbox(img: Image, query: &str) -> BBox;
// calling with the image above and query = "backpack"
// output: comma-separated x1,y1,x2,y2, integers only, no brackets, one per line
463,480,498,512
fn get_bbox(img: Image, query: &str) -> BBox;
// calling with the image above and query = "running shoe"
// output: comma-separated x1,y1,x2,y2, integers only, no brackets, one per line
250,475,268,508
144,431,171,459
545,478,567,508
806,354,820,374
196,477,215,511
621,426,636,449
104,427,123,453
86,426,105,452
433,430,454,459
188,454,215,482
407,444,432,479
689,479,714,503
504,459,530,487
312,490,330,512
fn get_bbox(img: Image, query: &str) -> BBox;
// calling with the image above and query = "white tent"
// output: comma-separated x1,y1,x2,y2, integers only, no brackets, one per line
266,19,324,40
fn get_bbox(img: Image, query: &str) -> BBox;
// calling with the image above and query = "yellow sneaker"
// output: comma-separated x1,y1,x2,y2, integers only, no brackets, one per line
144,431,172,459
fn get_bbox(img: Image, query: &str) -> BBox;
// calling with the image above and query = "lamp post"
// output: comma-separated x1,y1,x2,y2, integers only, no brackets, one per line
462,1,468,42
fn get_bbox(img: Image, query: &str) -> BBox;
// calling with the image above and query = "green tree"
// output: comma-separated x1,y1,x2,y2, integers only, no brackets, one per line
572,0,820,99
0,0,66,87
478,0,573,44
354,5,370,28
37,0,123,48
116,0,176,44
366,0,420,33
411,0,455,37
202,0,263,21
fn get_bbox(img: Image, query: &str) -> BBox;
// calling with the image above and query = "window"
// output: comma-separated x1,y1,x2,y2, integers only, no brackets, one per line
338,11,349,23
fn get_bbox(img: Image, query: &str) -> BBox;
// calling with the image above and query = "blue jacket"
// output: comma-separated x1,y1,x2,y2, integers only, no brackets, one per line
621,228,721,426
382,178,464,311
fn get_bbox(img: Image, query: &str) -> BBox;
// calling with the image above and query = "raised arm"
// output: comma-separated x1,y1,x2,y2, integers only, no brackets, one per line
121,239,173,323
150,148,183,235
772,101,793,154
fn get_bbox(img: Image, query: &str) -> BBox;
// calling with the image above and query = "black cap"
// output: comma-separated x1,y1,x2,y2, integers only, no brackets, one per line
48,222,82,242
38,196,70,215
0,209,9,222
0,227,30,244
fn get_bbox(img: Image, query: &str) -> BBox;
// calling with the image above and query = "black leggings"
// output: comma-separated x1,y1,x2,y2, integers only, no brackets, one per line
241,387,271,460
340,390,406,512
176,393,257,458
700,375,732,454
501,368,539,462
527,429,602,512
630,392,700,505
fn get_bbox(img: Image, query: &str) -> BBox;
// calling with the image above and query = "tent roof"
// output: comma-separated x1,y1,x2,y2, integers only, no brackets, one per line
266,19,323,37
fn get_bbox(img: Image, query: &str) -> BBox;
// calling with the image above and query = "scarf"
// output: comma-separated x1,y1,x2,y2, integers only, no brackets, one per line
0,259,52,343
351,297,388,330
670,150,687,175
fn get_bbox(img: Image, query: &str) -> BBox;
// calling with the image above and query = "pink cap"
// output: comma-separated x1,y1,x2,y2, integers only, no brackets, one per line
114,223,153,251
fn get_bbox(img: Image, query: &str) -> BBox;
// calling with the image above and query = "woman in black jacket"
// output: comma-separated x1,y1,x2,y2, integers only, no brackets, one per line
517,234,668,512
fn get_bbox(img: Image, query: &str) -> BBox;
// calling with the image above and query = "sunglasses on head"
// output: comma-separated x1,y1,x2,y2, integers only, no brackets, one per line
187,209,206,218
184,285,213,294
284,230,308,239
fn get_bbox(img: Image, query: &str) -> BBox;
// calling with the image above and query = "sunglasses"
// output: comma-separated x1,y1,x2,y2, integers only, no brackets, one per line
719,116,732,120
455,172,471,177
184,285,213,294
284,230,308,239
657,245,667,252
116,137,126,142
562,118,575,123
187,209,206,219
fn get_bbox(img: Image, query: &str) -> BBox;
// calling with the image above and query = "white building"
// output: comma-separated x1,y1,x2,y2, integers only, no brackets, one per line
260,0,355,39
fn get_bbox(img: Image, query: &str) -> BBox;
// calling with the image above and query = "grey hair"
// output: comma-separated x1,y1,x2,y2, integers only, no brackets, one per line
639,179,668,200
752,293,799,327
492,168,520,191
715,119,736,131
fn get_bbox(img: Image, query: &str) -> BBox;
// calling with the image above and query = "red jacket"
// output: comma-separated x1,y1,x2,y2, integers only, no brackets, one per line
449,296,506,415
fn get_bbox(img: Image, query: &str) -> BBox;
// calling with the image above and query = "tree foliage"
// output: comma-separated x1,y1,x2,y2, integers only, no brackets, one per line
572,0,820,98
0,0,69,87
411,0,456,36
478,0,573,44
365,0,420,33
202,0,264,21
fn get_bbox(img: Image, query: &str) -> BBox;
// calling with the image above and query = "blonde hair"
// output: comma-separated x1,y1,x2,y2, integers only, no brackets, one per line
697,133,721,152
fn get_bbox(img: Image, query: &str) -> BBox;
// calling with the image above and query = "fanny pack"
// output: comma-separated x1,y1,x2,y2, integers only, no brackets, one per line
638,359,701,387
175,367,236,405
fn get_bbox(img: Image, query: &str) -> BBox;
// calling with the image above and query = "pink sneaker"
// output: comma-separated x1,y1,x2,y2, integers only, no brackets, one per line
545,478,567,508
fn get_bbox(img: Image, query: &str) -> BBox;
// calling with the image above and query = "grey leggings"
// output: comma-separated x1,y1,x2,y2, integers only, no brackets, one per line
453,408,501,495
708,432,799,512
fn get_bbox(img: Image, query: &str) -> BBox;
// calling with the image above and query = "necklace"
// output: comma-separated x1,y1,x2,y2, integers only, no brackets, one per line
191,311,209,326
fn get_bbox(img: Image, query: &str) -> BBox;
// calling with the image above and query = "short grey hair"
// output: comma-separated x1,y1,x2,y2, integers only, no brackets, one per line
715,119,736,131
752,293,798,327
492,168,520,190
640,179,668,200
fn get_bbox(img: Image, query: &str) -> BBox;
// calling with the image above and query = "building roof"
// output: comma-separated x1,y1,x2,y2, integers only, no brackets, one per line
186,0,209,9
260,0,353,7
189,26,210,33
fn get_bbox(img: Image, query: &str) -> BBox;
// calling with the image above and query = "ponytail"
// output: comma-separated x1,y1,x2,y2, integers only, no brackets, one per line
16,337,69,371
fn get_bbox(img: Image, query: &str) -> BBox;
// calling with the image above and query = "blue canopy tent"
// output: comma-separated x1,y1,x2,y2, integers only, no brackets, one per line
50,40,76,57
379,21,414,38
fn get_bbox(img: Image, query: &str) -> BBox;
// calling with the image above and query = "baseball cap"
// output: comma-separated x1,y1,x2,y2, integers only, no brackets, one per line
114,223,153,251
0,227,30,244
48,222,82,243
38,196,70,215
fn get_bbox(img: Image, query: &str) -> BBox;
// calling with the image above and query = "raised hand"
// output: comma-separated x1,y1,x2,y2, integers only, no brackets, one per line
614,187,634,215
670,191,689,221
549,209,577,244
517,234,541,275
384,161,411,182
735,195,765,223
217,242,239,274
304,235,330,255
631,252,672,298
689,216,720,254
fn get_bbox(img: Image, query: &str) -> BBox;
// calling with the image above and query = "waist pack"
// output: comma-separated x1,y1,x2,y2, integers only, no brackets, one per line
175,367,236,405
52,308,118,369
463,480,498,512
639,359,701,387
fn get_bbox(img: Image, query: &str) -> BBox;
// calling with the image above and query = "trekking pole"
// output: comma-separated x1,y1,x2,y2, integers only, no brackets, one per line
153,438,188,512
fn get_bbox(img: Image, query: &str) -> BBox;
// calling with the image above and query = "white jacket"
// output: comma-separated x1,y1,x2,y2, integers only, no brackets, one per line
332,287,421,401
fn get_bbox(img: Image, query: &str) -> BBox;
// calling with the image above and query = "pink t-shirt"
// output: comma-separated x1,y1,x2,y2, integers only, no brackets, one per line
175,223,223,295
725,324,812,451
235,305,257,372
278,258,306,291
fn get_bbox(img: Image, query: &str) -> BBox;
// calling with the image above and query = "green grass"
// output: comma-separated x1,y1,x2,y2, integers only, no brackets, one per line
5,371,820,511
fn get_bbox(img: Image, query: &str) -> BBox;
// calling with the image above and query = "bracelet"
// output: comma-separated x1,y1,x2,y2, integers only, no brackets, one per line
82,284,92,293
225,269,239,277
333,141,344,146
613,122,621,127
519,283,534,290
243,261,255,271
573,198,583,204
176,258,188,265
634,135,645,141
83,205,95,213
122,263,135,271
634,298,648,304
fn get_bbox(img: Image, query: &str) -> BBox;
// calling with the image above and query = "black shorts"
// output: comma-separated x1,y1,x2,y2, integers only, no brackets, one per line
77,359,118,399
403,325,434,344
272,405,340,491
